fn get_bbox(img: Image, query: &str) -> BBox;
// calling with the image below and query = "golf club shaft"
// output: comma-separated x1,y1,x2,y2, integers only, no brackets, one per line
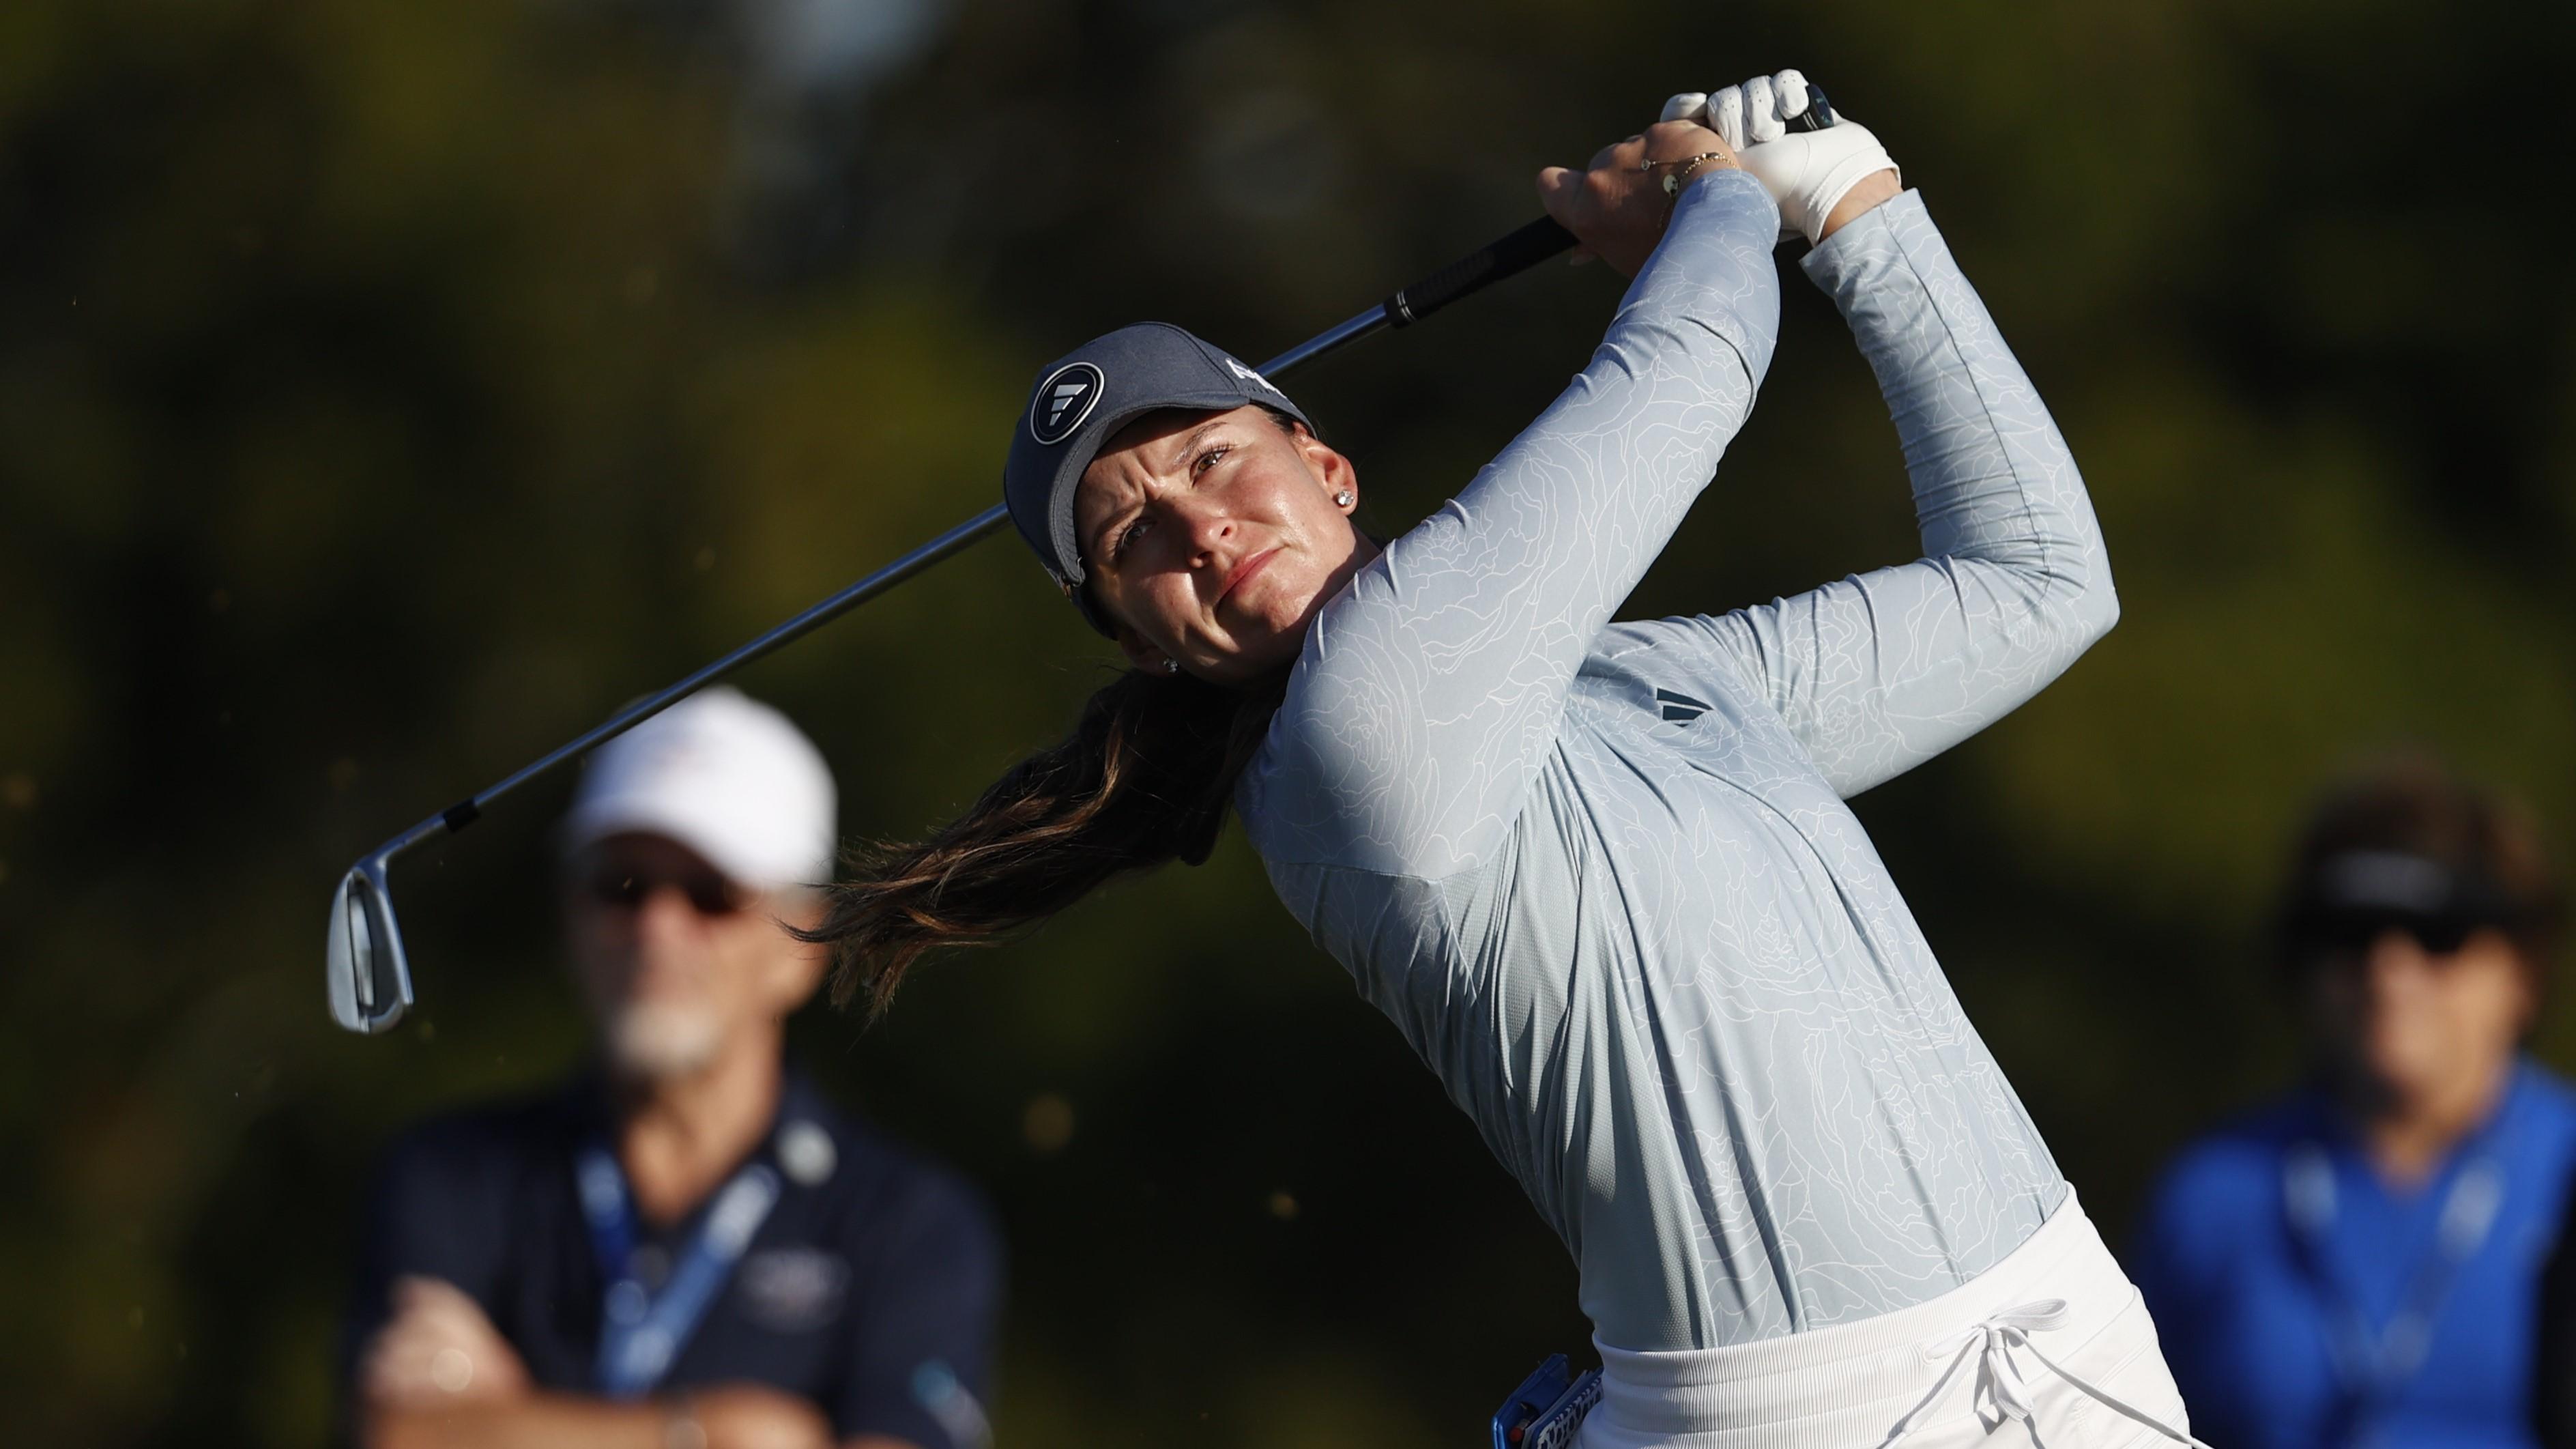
385,214,1580,859
362,70,1868,861
353,81,1853,867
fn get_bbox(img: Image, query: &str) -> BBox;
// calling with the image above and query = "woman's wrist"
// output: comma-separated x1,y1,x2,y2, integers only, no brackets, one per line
1815,169,1901,242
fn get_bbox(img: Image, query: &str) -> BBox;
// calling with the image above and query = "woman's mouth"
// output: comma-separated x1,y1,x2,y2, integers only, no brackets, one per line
1215,547,1282,610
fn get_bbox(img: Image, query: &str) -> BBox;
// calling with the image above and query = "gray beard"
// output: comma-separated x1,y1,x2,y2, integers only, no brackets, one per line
603,1001,725,1081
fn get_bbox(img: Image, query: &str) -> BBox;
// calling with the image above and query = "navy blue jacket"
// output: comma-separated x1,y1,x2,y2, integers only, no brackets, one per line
344,1072,1002,1447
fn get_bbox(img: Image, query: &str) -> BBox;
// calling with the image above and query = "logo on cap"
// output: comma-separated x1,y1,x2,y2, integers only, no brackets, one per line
1029,362,1105,446
1224,356,1280,394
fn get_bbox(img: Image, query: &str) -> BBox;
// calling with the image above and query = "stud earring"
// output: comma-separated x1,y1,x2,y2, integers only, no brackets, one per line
1161,659,1180,675
1334,489,1353,508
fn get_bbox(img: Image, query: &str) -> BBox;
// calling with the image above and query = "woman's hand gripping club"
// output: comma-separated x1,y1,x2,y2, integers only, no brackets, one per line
1535,119,1742,279
1662,69,1899,244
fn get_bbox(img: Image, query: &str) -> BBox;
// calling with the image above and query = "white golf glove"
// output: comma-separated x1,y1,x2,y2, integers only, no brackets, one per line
1660,70,1897,245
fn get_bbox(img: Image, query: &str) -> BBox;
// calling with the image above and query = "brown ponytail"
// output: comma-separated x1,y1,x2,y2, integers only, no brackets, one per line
802,665,1285,1016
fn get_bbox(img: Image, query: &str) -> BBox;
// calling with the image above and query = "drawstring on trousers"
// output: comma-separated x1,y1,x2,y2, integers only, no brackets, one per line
1877,1300,2215,1449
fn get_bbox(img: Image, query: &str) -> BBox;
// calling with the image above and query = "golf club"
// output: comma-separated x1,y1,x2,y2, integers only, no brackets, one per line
326,91,1840,1035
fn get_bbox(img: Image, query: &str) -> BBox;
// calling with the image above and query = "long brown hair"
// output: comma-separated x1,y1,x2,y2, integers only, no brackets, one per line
802,665,1285,1016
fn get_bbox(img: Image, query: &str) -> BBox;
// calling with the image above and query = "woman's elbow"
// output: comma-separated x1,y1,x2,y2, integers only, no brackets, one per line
2075,569,2120,644
2002,551,2117,665
2046,563,2119,664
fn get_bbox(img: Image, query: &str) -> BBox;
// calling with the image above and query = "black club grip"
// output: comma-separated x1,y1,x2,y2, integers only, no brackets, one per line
1381,215,1579,328
1789,83,1836,131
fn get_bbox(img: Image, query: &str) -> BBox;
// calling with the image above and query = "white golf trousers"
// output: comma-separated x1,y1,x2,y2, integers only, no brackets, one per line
1576,1191,2209,1449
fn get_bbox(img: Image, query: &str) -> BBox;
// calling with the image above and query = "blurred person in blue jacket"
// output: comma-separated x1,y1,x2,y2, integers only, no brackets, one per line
343,688,1002,1449
2131,758,2575,1449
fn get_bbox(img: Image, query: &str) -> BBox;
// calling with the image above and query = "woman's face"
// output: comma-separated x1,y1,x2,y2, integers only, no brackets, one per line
1073,405,1374,685
2305,925,2534,1114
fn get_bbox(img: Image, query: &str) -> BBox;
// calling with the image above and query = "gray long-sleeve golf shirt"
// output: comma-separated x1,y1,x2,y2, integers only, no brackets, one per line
1234,168,2116,1351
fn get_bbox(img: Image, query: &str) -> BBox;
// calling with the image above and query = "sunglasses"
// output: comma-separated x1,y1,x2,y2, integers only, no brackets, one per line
2291,906,2492,960
583,865,745,918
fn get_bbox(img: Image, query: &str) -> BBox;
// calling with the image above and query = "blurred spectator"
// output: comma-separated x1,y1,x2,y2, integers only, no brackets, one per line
342,688,1001,1449
2130,758,2576,1449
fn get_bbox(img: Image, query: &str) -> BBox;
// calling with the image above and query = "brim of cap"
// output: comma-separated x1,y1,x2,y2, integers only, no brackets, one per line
557,797,822,893
1045,388,1310,636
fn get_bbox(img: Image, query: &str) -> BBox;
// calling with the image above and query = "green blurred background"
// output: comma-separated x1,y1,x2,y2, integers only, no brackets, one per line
4,0,2571,1441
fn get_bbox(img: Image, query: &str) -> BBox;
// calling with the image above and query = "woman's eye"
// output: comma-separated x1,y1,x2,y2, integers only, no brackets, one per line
1192,444,1229,477
1113,517,1150,562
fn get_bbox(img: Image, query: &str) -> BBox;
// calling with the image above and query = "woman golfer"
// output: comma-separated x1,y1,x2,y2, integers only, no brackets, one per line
813,74,2203,1448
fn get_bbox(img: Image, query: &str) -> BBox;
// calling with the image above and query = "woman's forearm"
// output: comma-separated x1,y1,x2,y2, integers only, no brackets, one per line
1805,189,2114,628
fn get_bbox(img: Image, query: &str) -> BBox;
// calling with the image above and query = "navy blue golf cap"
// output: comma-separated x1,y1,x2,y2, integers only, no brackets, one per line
1002,322,1309,635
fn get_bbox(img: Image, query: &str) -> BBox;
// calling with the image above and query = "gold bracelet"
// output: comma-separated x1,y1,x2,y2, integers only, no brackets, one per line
1634,151,1725,173
1658,152,1728,196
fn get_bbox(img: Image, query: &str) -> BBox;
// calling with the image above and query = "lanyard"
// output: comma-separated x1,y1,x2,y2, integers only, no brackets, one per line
2281,1139,2505,1426
575,1138,783,1398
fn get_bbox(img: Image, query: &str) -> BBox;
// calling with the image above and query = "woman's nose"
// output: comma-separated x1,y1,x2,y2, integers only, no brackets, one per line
2364,930,2435,994
1172,498,1234,561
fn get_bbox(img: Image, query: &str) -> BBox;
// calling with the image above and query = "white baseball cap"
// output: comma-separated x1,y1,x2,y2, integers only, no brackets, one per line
559,686,838,891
